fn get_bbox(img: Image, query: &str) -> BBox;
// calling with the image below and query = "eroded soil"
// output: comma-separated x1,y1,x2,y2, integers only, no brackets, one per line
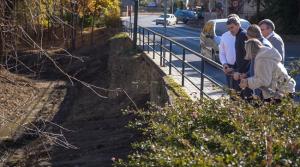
0,29,141,167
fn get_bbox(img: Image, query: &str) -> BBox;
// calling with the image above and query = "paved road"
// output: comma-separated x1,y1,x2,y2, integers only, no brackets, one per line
125,14,300,91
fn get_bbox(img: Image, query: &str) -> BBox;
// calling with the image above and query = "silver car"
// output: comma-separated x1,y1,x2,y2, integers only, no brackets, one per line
200,19,250,63
156,14,177,26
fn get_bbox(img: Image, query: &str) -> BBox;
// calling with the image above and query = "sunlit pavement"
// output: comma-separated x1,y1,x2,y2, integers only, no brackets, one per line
123,14,300,92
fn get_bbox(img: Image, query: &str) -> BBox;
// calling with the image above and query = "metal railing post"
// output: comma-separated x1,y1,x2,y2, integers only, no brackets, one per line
142,28,145,50
153,33,155,59
130,23,133,38
121,24,226,99
201,59,205,98
162,46,166,67
139,27,141,46
182,48,185,86
169,41,172,75
147,30,150,53
160,37,163,66
133,0,138,48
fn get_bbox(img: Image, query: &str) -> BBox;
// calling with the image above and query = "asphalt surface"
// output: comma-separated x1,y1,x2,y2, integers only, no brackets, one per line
124,14,300,91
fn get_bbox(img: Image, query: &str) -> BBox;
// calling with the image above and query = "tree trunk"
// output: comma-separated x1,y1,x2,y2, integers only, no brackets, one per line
90,12,95,45
4,0,14,19
60,0,64,19
60,0,66,47
256,0,261,18
0,1,3,61
0,31,3,64
298,0,300,21
91,1,97,45
81,0,87,44
71,1,77,50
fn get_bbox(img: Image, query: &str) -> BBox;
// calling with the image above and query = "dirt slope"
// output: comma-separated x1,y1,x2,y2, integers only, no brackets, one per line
0,29,143,167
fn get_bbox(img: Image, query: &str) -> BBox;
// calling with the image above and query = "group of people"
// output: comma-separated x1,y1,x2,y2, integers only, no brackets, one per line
219,14,296,102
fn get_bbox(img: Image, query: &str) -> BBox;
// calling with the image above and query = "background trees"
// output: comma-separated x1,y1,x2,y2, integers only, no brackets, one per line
0,0,121,64
249,0,300,34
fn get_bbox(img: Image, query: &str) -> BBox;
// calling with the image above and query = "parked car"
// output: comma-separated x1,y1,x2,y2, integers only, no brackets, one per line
174,9,197,24
155,14,177,26
147,2,157,7
200,18,251,63
192,6,205,19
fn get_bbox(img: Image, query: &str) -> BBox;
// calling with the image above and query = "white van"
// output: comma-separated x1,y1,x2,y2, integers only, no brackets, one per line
200,19,250,63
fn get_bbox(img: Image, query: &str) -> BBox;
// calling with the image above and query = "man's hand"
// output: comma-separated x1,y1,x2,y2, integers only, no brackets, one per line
239,79,248,89
223,64,233,75
233,73,247,80
223,64,229,73
233,72,240,80
240,73,247,79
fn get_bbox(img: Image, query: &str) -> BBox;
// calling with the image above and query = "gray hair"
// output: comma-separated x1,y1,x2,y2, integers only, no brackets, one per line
226,17,240,26
245,38,264,60
258,19,275,31
247,24,263,39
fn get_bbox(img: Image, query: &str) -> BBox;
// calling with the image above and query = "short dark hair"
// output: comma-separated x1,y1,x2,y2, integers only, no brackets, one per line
258,19,275,31
227,14,240,20
226,17,240,25
247,24,263,38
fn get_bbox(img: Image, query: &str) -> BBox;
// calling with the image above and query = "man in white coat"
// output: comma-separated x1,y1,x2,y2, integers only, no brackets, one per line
240,39,295,101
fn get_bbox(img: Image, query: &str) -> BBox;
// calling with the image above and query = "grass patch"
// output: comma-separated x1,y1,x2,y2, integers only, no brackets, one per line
163,76,191,101
109,32,129,41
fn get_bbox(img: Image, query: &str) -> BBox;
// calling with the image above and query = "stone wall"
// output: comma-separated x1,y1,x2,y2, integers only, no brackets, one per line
107,35,170,106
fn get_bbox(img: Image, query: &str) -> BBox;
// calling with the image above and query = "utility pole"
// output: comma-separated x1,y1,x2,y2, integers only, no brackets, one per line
225,0,228,16
129,6,132,29
71,0,78,50
164,0,167,30
171,0,174,13
133,0,139,48
163,0,167,67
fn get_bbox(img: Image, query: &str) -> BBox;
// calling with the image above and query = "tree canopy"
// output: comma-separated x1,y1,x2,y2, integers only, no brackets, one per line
250,0,300,34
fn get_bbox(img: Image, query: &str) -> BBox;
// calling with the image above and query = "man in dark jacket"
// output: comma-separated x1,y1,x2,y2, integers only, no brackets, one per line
230,18,249,74
225,17,250,93
233,24,273,99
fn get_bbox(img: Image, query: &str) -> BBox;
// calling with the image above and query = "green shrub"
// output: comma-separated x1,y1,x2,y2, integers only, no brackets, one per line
250,0,300,35
115,97,300,166
104,15,121,28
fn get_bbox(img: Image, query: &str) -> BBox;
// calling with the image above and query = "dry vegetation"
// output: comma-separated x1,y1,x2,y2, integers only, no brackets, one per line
0,0,125,159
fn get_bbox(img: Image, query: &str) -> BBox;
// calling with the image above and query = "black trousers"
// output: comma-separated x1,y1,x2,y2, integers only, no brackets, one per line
225,64,239,90
264,93,295,104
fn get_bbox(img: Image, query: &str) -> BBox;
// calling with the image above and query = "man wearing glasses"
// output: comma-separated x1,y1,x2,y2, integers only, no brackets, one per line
259,19,285,63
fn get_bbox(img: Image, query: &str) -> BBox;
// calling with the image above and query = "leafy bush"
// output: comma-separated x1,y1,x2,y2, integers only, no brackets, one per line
104,15,121,28
251,0,300,34
115,97,300,166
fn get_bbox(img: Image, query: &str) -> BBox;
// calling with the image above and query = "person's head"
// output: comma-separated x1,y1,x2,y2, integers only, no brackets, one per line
258,19,275,38
245,38,264,60
227,14,240,20
226,17,241,35
246,24,263,39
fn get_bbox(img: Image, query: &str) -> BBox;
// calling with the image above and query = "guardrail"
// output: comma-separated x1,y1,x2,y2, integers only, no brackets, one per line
122,21,225,98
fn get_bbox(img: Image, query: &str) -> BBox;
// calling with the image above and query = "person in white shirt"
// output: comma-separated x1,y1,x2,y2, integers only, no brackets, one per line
219,15,241,89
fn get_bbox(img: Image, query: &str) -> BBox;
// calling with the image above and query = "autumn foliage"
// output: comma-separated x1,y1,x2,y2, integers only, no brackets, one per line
0,0,121,59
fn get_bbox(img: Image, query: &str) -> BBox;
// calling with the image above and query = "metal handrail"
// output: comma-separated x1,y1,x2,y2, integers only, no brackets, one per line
139,25,223,70
123,21,225,98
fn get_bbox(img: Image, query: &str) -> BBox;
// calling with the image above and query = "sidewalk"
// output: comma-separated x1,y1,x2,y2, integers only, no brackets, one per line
135,39,226,100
